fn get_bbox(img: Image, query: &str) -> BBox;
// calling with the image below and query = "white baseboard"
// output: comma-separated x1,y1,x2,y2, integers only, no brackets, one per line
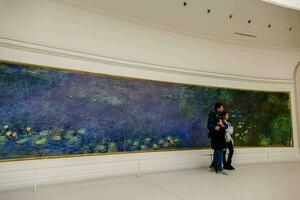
0,148,299,191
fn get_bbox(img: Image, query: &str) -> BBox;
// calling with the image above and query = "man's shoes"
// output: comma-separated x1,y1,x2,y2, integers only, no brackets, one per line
218,170,228,175
208,166,215,172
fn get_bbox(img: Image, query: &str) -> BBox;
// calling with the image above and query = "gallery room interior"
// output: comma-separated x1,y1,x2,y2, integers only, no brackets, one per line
0,0,300,199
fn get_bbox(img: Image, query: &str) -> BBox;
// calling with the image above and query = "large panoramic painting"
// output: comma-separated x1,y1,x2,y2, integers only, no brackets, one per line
0,61,293,161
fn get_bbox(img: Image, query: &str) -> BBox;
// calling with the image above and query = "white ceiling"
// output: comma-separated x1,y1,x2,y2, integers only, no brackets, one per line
263,0,300,11
63,0,300,48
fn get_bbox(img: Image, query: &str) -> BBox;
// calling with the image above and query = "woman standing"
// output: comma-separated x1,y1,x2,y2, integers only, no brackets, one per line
222,111,235,170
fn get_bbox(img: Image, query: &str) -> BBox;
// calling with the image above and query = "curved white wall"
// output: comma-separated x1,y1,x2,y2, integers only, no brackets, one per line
0,0,299,191
294,63,300,149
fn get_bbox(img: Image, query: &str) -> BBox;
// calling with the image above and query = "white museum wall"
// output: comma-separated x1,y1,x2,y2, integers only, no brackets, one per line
294,63,300,150
0,0,299,191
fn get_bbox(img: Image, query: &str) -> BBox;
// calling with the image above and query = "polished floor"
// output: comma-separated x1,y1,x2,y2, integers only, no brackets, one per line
1,162,300,200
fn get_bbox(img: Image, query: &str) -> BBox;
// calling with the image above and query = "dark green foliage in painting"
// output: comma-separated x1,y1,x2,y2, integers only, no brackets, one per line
171,86,292,147
270,116,292,146
216,89,292,146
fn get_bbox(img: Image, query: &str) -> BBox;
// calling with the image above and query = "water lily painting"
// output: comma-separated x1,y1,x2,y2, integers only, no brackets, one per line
0,61,293,161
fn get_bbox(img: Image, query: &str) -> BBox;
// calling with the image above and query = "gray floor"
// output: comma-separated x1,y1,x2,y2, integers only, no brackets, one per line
1,162,300,200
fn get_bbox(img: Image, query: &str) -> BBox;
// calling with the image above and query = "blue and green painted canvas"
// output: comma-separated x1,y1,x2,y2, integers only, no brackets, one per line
0,61,293,161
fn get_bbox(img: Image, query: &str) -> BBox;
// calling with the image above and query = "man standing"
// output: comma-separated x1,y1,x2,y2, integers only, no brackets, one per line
207,103,227,175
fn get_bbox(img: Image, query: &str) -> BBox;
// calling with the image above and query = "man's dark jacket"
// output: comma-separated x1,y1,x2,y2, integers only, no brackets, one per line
207,110,220,138
211,127,226,150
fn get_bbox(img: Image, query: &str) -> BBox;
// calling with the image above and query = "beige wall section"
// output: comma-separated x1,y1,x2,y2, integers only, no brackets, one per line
294,62,300,148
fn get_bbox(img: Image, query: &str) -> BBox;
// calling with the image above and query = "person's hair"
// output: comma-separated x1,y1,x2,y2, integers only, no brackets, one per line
222,111,229,119
216,117,223,124
214,103,224,110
